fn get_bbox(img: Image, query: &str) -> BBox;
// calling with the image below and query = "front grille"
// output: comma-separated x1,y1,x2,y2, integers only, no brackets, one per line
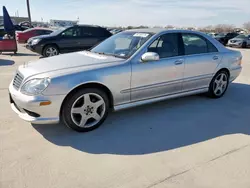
13,72,24,90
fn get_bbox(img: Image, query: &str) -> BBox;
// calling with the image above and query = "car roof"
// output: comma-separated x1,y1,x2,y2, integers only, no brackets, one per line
125,28,207,36
74,24,103,28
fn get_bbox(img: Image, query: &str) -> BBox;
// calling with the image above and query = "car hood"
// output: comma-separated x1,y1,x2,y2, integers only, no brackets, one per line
231,38,245,41
19,51,124,78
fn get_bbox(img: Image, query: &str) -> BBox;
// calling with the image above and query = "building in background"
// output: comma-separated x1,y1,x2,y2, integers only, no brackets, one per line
50,19,78,28
0,16,29,25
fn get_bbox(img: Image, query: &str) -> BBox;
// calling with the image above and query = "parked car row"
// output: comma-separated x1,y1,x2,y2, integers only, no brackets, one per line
206,32,250,48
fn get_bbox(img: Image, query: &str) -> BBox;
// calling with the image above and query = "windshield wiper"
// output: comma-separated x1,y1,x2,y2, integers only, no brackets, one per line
91,51,126,59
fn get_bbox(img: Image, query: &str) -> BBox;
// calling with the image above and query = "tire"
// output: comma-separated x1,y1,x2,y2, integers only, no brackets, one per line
242,42,247,48
207,70,229,98
62,88,110,132
42,44,59,57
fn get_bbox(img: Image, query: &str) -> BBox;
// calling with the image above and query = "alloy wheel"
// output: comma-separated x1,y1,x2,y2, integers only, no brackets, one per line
45,47,58,57
70,93,106,128
213,73,228,96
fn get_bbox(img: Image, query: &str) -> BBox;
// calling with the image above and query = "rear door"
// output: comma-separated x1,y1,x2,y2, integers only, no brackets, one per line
181,33,221,91
78,27,111,50
57,27,82,52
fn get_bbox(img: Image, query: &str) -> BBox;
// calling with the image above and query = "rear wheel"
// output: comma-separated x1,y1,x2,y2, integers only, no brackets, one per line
207,70,229,98
43,45,59,57
62,88,109,132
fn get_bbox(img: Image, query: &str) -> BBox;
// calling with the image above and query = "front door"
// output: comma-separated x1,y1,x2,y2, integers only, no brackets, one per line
181,33,221,91
131,33,185,101
57,27,82,52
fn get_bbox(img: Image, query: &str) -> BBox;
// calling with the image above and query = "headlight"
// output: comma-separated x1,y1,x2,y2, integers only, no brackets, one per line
31,39,41,45
21,78,50,95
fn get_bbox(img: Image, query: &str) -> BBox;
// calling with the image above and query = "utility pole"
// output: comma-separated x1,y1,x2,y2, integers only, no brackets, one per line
26,0,32,23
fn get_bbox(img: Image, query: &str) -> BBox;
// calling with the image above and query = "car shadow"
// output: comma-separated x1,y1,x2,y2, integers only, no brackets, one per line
0,59,15,66
12,52,38,56
32,83,250,155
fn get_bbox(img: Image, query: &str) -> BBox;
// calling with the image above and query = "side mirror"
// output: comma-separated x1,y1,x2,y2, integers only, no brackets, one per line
61,33,65,37
141,52,160,62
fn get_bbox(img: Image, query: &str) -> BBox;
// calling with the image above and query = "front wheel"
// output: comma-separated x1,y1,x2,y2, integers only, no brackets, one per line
242,42,247,48
207,70,229,98
43,45,59,57
62,88,109,132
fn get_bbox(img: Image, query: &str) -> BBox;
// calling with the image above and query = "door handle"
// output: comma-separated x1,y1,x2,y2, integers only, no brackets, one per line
175,60,184,65
213,56,219,60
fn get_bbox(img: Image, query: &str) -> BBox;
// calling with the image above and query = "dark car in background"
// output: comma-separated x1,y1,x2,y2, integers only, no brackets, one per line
26,25,112,57
215,32,238,45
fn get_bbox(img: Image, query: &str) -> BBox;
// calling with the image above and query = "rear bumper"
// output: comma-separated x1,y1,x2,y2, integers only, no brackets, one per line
230,67,242,82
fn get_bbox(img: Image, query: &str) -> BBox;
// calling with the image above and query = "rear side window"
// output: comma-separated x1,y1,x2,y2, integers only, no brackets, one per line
35,30,52,35
82,27,111,37
182,33,218,55
148,33,179,59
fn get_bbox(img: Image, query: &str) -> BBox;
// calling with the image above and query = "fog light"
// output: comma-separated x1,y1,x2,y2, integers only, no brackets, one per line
40,101,51,106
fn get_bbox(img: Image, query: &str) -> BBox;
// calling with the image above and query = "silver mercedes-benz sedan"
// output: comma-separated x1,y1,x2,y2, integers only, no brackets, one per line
9,29,242,132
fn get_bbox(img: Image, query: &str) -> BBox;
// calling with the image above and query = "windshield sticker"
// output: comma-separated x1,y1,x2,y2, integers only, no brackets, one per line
133,33,149,38
78,51,107,59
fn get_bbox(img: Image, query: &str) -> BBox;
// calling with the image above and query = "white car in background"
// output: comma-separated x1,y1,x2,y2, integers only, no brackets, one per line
228,34,250,48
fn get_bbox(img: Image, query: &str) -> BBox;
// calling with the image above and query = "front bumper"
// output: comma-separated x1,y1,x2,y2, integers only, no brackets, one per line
26,44,43,55
9,82,66,124
227,42,242,47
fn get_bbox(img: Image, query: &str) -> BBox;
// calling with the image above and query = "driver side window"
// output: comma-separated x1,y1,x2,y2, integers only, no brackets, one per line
62,28,81,37
148,33,179,59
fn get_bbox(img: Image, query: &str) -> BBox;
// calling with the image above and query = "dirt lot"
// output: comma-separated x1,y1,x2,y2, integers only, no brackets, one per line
1,45,250,188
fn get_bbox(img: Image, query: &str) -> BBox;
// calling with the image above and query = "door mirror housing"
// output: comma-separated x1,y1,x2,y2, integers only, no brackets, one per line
141,52,160,62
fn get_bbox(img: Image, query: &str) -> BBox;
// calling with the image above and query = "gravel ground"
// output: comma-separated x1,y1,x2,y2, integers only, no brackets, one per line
0,45,250,188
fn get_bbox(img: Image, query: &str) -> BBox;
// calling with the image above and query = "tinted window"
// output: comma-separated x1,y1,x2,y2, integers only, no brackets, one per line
82,27,111,37
148,33,179,58
36,30,51,35
182,33,217,55
207,40,218,53
43,30,52,35
62,28,81,37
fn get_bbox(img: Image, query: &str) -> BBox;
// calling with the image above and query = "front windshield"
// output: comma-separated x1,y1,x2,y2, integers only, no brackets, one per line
216,33,225,37
50,28,65,35
91,31,153,58
235,34,247,39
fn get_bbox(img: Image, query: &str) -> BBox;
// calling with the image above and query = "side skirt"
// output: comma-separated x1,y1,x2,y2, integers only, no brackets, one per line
114,88,208,111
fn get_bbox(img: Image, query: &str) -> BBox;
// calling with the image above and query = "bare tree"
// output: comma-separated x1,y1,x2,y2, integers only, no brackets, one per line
165,25,175,29
214,24,235,33
243,21,250,31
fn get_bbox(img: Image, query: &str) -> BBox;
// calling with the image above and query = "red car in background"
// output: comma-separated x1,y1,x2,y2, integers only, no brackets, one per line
16,28,53,43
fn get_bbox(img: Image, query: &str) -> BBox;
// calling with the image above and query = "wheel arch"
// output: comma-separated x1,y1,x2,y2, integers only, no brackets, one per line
216,68,230,78
60,82,114,118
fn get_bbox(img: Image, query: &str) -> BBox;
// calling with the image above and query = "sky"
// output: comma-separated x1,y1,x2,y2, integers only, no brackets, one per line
1,0,250,27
